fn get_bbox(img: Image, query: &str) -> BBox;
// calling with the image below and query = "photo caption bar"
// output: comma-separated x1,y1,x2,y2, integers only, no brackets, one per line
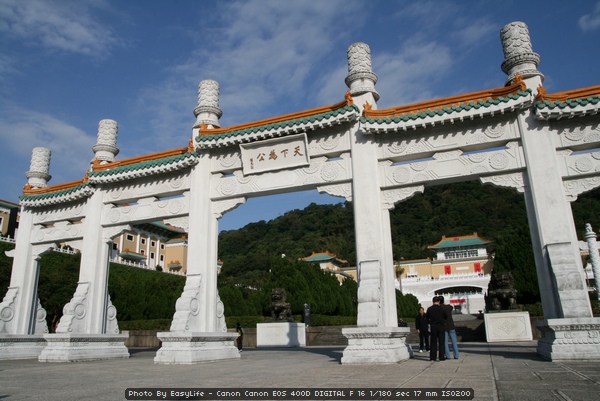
125,388,474,400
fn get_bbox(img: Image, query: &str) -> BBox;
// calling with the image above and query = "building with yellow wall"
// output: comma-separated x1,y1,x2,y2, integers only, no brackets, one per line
396,233,493,314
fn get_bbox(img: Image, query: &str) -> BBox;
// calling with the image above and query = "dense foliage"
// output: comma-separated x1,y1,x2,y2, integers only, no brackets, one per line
218,183,600,304
2,182,600,329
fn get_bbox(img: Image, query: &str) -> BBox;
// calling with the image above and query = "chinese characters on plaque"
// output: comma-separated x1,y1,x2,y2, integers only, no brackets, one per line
240,134,310,175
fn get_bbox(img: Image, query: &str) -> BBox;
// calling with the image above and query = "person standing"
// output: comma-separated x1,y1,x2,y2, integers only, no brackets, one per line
415,307,429,353
236,322,244,352
439,296,459,359
426,296,447,361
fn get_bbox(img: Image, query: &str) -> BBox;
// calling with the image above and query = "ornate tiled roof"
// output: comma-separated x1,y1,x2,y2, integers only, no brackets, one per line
300,251,348,264
19,147,197,208
196,97,360,149
361,81,532,133
396,258,432,265
0,199,19,209
534,85,600,120
89,147,198,183
20,180,94,207
119,249,146,261
428,232,490,250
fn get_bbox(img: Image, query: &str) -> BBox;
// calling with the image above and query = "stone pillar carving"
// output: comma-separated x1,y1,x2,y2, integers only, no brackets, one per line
0,214,50,359
345,42,379,102
92,119,119,163
516,110,600,360
39,192,128,362
341,50,411,362
25,147,51,188
193,79,223,129
500,21,544,88
155,154,238,364
584,224,600,297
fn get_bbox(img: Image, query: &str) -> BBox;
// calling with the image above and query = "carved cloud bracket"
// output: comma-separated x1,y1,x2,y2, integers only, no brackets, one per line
479,172,525,194
563,177,600,202
213,197,246,219
381,186,425,210
317,183,352,201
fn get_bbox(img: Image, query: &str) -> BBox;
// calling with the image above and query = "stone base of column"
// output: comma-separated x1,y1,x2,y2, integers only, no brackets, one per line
341,327,412,364
536,317,600,361
0,334,47,360
38,333,129,362
154,332,240,364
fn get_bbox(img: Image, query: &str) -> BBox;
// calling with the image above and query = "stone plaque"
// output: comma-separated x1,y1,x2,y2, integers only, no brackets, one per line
240,133,309,175
484,311,533,342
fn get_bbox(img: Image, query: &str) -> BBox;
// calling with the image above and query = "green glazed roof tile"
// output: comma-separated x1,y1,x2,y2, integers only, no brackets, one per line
197,104,359,142
361,89,531,125
89,152,197,177
20,182,92,202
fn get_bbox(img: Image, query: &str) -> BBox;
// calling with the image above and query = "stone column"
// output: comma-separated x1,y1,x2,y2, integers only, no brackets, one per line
584,224,600,298
155,152,238,364
193,79,223,129
39,190,128,362
0,208,49,359
0,148,52,359
502,21,600,360
92,119,119,163
500,21,544,92
25,147,51,188
341,42,410,364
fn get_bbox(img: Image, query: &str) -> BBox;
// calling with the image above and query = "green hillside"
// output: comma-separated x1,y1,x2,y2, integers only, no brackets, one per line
2,181,599,327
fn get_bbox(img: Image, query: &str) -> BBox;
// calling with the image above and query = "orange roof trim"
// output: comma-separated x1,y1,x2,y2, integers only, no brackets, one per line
91,146,190,172
364,80,527,119
22,178,87,195
536,84,600,102
199,95,354,137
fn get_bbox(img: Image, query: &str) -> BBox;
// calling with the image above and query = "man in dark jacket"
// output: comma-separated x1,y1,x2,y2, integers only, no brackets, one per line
426,296,447,361
439,296,459,359
415,307,429,353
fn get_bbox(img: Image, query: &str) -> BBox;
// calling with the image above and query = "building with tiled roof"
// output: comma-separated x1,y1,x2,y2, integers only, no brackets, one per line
396,233,493,314
299,251,357,282
0,199,19,239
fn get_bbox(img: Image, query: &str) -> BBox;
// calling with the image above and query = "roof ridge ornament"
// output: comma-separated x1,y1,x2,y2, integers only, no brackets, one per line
345,90,354,106
536,85,548,102
513,74,526,91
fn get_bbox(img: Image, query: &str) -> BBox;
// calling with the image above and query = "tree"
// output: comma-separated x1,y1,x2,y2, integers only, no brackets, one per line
492,225,540,304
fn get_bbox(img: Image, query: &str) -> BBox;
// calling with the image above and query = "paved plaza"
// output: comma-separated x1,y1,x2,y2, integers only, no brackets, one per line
1,341,599,401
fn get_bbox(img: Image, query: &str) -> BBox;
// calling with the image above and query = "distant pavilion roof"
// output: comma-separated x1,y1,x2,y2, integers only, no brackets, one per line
300,251,348,265
428,232,491,250
118,250,146,261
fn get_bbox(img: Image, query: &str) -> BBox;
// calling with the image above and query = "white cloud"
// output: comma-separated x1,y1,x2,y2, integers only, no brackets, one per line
134,0,364,135
374,40,455,108
0,0,121,57
0,104,96,185
579,2,600,31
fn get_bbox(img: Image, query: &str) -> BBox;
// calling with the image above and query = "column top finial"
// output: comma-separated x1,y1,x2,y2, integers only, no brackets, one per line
345,42,379,101
194,79,222,128
500,21,544,86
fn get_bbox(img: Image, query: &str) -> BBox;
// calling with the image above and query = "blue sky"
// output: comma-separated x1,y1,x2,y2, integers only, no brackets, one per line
1,0,599,232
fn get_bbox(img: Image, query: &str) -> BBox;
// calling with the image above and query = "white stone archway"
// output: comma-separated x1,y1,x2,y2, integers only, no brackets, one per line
1,21,599,364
